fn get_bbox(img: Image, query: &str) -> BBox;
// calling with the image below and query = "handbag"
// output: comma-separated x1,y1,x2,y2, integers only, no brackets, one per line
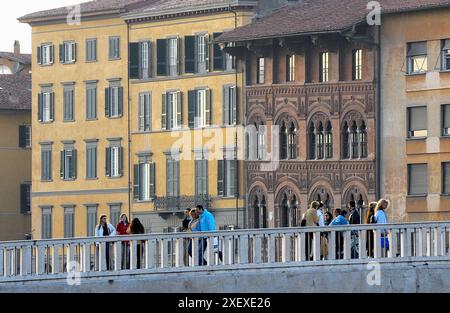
300,219,306,227
381,236,390,250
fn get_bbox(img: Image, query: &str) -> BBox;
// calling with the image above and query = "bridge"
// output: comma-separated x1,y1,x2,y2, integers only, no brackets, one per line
1,222,450,292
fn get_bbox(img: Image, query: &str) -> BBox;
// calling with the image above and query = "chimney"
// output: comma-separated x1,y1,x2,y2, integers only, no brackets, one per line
14,41,20,55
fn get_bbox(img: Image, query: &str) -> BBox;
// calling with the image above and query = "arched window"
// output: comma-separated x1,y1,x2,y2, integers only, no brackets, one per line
280,122,288,160
350,121,359,158
342,122,350,159
317,122,324,159
308,122,316,160
290,195,299,227
257,123,266,160
253,197,260,229
359,121,367,158
261,196,267,228
288,122,297,159
280,194,289,227
325,121,333,159
0,65,12,74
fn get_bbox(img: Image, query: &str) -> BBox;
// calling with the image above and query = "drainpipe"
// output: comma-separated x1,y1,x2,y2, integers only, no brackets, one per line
376,25,381,201
127,22,132,219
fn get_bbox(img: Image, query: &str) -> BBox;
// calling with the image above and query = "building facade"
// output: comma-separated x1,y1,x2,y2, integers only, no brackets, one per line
0,41,31,240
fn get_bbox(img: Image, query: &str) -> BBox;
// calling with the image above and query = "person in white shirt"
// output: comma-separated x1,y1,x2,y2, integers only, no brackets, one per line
95,215,117,270
317,201,325,227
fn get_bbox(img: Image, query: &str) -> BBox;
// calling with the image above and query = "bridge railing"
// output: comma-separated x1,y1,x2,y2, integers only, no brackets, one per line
1,222,450,282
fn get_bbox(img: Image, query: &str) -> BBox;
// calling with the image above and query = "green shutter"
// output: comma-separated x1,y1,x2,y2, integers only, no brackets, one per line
50,92,55,121
223,86,230,125
71,150,77,179
50,45,54,64
118,87,123,116
129,42,140,79
232,86,238,124
185,36,196,73
166,159,172,196
37,46,42,65
177,92,182,128
19,125,26,148
59,44,65,63
150,163,156,197
105,147,111,177
60,150,65,179
213,33,224,71
119,147,124,177
206,89,211,126
133,164,140,200
38,93,43,122
161,93,167,130
188,90,196,128
105,88,110,117
217,160,224,197
157,39,167,76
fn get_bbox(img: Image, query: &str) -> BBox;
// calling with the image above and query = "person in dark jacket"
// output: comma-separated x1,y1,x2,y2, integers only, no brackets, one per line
365,202,377,258
182,208,192,232
130,218,145,269
116,214,130,269
348,201,360,259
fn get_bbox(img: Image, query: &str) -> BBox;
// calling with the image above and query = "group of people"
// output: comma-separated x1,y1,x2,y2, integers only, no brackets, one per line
181,205,220,266
94,214,145,270
303,198,390,260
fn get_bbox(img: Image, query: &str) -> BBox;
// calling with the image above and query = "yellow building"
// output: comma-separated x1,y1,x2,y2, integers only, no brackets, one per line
20,0,256,239
0,41,32,240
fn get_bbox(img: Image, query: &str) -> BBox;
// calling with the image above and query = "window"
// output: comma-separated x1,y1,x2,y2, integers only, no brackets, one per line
308,122,316,160
86,38,97,62
162,91,182,130
86,84,97,120
37,44,54,65
109,37,120,59
359,122,367,158
19,125,32,148
60,147,77,180
310,120,333,159
280,122,287,160
188,88,211,128
325,121,333,159
195,158,208,198
138,92,151,132
85,141,97,179
185,34,210,74
134,159,156,201
408,106,427,138
38,92,54,123
86,205,97,237
60,41,76,64
157,37,180,76
64,206,75,238
350,122,358,158
257,58,265,84
41,145,52,181
286,54,295,82
442,104,450,136
288,123,297,159
41,207,52,239
166,157,180,197
320,52,329,82
129,41,152,79
257,123,266,160
110,205,121,228
352,49,362,80
105,85,123,118
20,183,31,214
218,158,237,197
213,32,225,71
408,163,428,195
63,86,75,121
342,122,349,159
223,85,237,126
106,144,123,178
407,42,427,74
168,38,179,76
443,163,450,194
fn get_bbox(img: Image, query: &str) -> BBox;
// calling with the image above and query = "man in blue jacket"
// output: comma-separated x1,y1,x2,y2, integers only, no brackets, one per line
197,205,216,265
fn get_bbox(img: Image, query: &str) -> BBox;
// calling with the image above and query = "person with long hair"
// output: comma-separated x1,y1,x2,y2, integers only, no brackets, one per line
94,215,117,270
116,214,130,269
366,202,377,258
130,218,145,269
375,199,390,256
187,208,200,263
304,201,320,260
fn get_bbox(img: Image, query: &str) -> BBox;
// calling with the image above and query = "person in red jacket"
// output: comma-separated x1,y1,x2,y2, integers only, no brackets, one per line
116,214,130,269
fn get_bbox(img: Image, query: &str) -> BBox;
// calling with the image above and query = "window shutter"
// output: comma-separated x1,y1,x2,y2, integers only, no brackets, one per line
177,37,182,75
409,107,427,131
105,88,110,117
49,45,54,64
50,93,55,121
150,163,156,197
138,94,145,131
161,93,167,130
195,160,199,196
118,87,123,117
157,39,167,76
119,147,124,177
145,93,151,131
129,43,140,79
60,150,65,179
133,164,140,200
444,105,450,129
38,93,43,122
206,89,212,126
166,159,173,196
223,86,230,125
230,160,237,197
147,41,153,78
444,163,450,194
37,46,42,65
407,42,427,56
19,125,26,148
105,147,111,177
59,44,65,63
73,43,77,62
213,33,224,71
71,150,77,179
233,86,238,124
409,164,428,195
184,36,196,73
217,160,224,197
175,159,180,196
20,184,27,214
177,92,182,128
188,90,196,128
205,34,210,72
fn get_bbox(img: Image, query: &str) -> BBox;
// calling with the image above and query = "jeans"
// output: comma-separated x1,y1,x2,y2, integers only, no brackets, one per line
198,238,208,266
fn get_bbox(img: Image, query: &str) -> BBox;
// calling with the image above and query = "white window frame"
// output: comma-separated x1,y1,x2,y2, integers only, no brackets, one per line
353,49,362,80
197,89,208,127
198,35,206,64
42,44,53,65
42,92,52,122
110,146,120,177
168,92,180,129
64,41,76,63
169,38,178,67
110,86,120,118
320,52,329,82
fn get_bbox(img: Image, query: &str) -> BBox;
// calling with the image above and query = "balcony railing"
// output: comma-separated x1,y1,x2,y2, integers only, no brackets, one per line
0,222,449,282
153,195,212,211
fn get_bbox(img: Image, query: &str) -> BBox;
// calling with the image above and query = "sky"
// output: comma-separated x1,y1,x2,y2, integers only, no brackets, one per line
0,0,82,54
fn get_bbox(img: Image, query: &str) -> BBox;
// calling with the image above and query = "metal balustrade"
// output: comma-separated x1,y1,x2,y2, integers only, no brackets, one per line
1,222,450,282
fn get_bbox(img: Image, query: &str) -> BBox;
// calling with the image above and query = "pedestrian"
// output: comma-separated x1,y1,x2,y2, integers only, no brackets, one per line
116,214,130,269
365,202,377,258
187,208,200,263
348,201,360,259
304,201,320,260
375,199,390,256
130,218,145,269
317,201,325,227
321,211,333,260
95,215,117,270
329,208,348,259
182,208,192,232
197,205,216,266
324,211,333,226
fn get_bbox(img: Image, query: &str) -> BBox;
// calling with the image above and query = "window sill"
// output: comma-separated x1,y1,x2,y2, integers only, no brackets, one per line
62,178,77,182
135,199,154,203
41,179,53,182
440,135,450,139
39,63,54,67
406,194,427,198
440,194,450,197
85,60,98,63
20,147,32,150
405,72,427,77
107,115,123,119
109,57,121,61
107,176,124,179
86,177,98,180
86,118,98,121
62,61,76,65
39,121,54,124
406,137,427,141
63,120,76,123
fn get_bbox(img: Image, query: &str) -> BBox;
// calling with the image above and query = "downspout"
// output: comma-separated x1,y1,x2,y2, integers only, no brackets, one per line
127,22,132,219
376,25,381,201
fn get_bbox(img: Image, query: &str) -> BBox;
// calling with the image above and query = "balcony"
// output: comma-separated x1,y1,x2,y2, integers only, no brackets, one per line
153,195,212,212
